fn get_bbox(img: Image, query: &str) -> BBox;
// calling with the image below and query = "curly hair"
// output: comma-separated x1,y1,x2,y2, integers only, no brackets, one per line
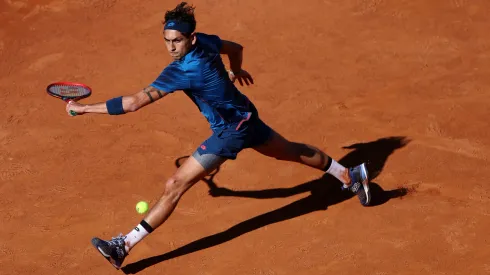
163,2,196,35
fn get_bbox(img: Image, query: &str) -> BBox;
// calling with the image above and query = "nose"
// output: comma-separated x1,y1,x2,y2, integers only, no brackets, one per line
170,42,176,51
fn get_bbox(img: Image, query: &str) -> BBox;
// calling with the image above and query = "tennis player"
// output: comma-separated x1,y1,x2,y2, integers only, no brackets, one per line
66,2,371,269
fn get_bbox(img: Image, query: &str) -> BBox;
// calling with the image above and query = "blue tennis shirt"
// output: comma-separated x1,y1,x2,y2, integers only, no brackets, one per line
150,33,256,131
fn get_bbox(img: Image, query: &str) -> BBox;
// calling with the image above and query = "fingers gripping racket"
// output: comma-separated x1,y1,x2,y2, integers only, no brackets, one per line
46,82,92,116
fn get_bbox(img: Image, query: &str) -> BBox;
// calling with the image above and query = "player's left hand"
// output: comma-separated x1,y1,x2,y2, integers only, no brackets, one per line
228,69,254,86
66,100,86,116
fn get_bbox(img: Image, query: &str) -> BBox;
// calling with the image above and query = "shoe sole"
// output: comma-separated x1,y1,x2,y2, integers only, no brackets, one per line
359,163,370,206
91,238,122,270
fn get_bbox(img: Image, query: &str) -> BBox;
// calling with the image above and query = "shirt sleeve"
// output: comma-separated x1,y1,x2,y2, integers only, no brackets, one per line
196,33,223,53
150,63,190,93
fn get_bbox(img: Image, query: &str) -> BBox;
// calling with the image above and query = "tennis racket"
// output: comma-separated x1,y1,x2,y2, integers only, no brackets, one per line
46,82,92,116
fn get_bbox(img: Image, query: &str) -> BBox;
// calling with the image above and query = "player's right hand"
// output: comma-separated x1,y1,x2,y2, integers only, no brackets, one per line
66,100,86,116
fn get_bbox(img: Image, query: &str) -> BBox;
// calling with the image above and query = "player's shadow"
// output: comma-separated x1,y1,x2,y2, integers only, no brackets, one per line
122,136,410,274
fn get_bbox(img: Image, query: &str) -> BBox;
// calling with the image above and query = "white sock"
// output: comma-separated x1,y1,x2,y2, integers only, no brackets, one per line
325,159,350,186
125,223,150,252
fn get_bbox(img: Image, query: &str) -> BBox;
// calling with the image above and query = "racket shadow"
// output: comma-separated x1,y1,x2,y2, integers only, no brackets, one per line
122,136,411,274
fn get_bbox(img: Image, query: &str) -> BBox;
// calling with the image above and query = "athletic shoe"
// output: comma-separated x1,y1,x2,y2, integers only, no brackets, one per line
344,163,371,206
91,234,128,269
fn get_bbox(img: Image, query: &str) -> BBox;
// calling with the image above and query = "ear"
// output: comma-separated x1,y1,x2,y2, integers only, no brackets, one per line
191,32,197,45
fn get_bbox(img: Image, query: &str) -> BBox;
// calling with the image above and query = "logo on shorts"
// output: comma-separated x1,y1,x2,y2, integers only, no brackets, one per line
200,145,206,150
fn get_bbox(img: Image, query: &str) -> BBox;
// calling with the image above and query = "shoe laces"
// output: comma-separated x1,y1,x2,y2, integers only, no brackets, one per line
350,182,361,193
107,234,127,258
108,234,126,247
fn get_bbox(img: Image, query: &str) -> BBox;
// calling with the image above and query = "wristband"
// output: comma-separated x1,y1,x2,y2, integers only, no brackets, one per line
106,96,125,115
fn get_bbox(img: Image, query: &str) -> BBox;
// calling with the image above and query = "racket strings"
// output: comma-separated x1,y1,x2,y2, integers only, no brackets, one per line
50,85,90,97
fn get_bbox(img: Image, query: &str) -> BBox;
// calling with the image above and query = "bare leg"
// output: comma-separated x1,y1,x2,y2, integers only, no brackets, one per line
126,155,210,251
90,155,221,269
253,129,351,185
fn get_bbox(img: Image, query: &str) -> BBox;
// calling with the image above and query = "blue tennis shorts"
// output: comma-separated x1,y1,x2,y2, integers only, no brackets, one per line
196,115,273,160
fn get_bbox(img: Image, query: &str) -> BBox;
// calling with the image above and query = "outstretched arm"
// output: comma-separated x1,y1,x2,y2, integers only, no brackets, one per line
65,85,168,116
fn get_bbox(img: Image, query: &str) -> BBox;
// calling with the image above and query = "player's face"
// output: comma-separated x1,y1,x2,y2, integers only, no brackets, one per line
163,30,196,60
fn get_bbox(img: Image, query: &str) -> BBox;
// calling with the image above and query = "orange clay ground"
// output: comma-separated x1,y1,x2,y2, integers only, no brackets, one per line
1,0,489,274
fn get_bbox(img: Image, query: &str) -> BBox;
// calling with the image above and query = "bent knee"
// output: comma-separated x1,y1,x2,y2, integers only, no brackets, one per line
164,176,190,197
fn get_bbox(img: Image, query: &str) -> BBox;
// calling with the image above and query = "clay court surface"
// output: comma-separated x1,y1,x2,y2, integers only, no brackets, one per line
1,0,490,274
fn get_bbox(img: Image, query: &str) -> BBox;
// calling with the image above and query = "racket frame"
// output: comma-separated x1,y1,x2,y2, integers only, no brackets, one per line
47,81,92,116
46,81,92,102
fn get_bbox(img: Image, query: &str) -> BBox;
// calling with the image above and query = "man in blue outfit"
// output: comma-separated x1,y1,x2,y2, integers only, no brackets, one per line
66,2,371,269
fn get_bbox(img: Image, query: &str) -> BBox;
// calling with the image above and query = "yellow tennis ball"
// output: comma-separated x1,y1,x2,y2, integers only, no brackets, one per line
136,201,149,214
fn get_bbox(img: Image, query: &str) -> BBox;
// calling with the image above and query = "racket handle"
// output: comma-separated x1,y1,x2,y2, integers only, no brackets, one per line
66,100,77,116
